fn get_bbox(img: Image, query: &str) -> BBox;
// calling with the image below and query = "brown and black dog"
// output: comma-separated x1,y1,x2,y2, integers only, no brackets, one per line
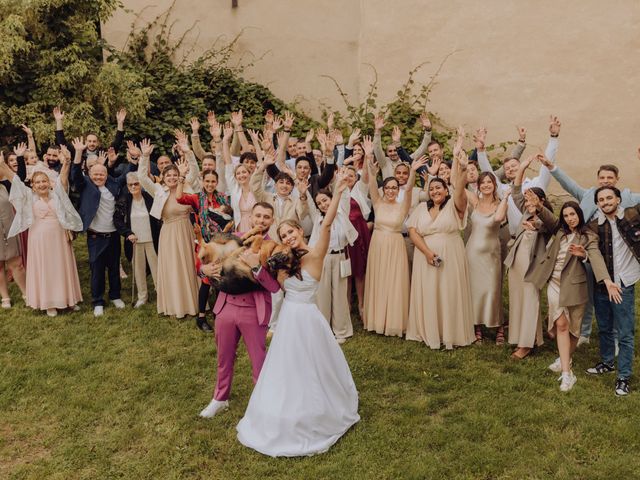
194,226,305,294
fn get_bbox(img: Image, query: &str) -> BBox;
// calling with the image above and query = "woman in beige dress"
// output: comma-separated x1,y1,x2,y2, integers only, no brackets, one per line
466,172,510,344
138,138,199,318
362,136,427,337
406,143,474,350
505,156,556,360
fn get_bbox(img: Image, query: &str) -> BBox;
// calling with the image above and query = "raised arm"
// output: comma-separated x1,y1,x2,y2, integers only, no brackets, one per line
189,117,207,161
231,110,250,153
313,169,349,258
111,108,126,152
362,136,381,205
12,142,27,181
53,106,73,155
250,153,275,203
403,156,428,216
452,148,469,218
21,124,37,156
410,112,433,160
372,114,389,169
138,139,158,197
58,145,72,191
70,137,87,193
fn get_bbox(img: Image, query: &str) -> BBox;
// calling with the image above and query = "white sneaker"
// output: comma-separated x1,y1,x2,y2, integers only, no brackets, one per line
548,357,562,373
559,371,577,392
94,306,104,317
46,308,57,317
577,336,590,347
111,299,126,309
199,399,229,418
134,299,146,309
72,305,81,312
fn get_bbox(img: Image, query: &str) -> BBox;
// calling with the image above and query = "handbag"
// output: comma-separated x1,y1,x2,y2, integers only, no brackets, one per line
339,248,352,278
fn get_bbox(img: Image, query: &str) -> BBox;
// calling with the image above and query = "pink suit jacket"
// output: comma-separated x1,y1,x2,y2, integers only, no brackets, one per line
211,232,281,326
212,267,280,325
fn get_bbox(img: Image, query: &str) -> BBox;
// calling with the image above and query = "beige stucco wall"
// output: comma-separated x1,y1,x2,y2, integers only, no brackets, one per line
103,0,640,191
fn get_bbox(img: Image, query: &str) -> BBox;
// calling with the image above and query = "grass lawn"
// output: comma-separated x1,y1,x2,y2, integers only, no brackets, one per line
1,244,640,480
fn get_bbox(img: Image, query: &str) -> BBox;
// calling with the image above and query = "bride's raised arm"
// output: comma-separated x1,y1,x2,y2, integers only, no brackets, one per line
312,168,349,259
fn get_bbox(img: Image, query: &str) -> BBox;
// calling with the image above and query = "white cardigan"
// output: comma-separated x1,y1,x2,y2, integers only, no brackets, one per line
349,179,371,220
139,153,171,219
224,163,250,227
8,176,83,236
307,189,358,249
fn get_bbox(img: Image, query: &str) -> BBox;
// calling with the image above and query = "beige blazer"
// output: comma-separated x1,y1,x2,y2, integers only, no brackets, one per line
526,229,610,307
250,169,309,239
503,185,557,274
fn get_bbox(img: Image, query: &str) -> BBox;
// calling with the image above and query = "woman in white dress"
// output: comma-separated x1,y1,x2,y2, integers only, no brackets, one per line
236,168,360,457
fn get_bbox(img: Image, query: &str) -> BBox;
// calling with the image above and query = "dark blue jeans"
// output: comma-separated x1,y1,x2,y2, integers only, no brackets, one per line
594,283,636,380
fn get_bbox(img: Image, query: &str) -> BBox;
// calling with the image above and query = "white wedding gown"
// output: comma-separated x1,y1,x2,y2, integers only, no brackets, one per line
236,270,360,457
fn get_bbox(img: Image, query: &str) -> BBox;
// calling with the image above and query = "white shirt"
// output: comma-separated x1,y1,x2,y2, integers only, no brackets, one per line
598,208,640,287
130,198,152,243
89,186,116,232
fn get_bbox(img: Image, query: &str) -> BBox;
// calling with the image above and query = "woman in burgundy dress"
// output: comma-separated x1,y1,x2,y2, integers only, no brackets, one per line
344,165,371,321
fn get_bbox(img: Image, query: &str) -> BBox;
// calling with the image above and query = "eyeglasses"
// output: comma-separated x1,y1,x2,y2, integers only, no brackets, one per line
127,182,140,187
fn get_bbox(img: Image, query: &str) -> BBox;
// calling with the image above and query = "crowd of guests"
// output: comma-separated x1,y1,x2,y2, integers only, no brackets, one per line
0,108,639,396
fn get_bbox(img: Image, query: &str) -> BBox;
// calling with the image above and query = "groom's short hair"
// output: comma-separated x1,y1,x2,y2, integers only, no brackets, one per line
252,201,274,214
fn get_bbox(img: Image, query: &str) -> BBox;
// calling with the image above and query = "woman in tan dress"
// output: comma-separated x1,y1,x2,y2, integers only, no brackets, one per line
406,143,474,349
465,173,510,344
505,156,556,359
138,138,199,318
362,137,427,336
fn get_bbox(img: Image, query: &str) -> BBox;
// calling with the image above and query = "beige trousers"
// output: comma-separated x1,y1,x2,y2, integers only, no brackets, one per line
133,241,158,302
317,252,353,339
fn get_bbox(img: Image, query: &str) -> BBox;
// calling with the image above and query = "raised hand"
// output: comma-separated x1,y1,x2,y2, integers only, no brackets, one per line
140,138,155,157
473,127,487,151
116,108,127,128
335,167,349,193
333,129,344,146
523,188,542,210
305,129,315,144
107,146,118,166
174,129,190,152
296,177,309,196
13,142,27,157
231,110,243,128
536,151,553,168
392,125,402,144
283,111,295,130
276,131,287,150
516,125,527,142
549,115,561,136
248,129,261,143
96,150,107,165
456,149,469,169
374,114,385,132
210,119,222,141
72,136,86,152
326,112,335,130
176,157,190,177
520,154,536,171
420,112,432,130
222,121,234,142
53,106,64,121
59,145,71,165
348,127,361,146
325,130,337,154
262,151,276,166
271,115,283,132
259,132,273,152
361,135,374,156
207,110,217,127
411,155,429,172
126,140,141,159
20,124,33,137
427,157,442,176
189,117,200,133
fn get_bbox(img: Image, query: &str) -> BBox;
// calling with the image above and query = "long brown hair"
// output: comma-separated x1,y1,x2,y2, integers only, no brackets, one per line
477,171,498,201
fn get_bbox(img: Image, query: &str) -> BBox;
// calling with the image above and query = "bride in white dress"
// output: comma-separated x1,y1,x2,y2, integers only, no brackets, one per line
236,168,360,457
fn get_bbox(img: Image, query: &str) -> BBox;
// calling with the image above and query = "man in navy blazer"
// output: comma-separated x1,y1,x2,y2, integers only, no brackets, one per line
71,138,130,316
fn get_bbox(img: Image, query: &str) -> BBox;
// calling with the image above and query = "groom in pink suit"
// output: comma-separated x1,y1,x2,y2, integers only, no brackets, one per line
199,202,280,418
